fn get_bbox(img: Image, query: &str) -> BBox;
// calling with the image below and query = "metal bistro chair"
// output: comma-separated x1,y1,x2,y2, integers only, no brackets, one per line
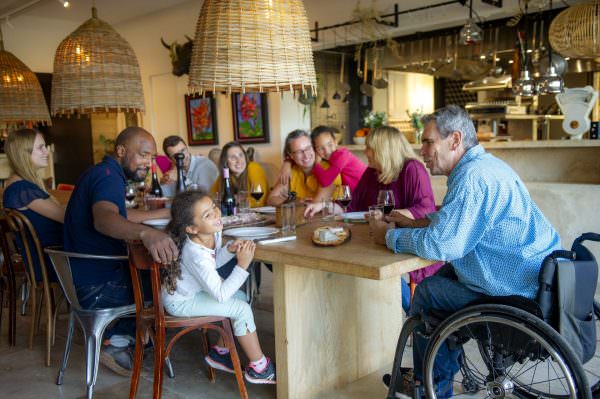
5,210,63,366
45,247,136,399
127,240,248,399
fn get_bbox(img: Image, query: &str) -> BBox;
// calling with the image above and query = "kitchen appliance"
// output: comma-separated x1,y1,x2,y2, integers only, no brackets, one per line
555,86,598,139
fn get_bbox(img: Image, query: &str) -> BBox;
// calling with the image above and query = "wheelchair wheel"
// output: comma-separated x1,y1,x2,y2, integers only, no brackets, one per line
587,300,599,398
423,304,590,398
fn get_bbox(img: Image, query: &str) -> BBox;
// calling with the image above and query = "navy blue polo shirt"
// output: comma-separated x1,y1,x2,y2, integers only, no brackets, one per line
64,156,129,286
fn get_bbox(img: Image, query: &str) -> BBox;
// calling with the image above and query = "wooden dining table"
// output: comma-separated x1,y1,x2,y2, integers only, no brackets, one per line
251,220,435,399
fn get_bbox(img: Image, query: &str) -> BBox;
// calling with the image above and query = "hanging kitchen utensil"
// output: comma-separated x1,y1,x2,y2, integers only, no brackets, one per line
426,37,437,73
373,47,388,89
339,53,351,94
298,92,315,105
491,27,503,76
452,34,461,78
360,49,375,96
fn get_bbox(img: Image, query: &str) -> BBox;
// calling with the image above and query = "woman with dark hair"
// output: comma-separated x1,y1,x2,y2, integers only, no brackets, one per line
2,128,64,282
162,190,275,384
211,142,269,207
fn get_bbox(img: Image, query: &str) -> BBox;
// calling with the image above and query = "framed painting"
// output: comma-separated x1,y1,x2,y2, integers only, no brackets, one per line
185,93,218,145
232,93,270,143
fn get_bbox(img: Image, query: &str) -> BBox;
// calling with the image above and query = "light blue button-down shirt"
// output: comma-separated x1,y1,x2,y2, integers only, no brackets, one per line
385,145,561,299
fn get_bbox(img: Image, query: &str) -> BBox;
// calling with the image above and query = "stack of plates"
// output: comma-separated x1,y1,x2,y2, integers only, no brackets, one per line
223,226,279,239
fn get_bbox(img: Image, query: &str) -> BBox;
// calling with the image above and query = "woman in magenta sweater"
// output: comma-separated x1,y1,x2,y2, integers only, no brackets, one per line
310,126,367,193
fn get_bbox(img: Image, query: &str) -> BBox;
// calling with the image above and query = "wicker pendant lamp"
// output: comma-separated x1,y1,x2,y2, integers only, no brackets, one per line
0,29,51,125
51,6,144,116
188,0,317,95
549,0,600,59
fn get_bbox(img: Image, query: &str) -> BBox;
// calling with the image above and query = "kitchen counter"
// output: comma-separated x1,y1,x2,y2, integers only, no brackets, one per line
346,139,600,152
346,140,600,184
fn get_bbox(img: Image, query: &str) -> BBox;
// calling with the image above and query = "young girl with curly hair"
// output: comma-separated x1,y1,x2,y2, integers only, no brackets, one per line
161,190,275,384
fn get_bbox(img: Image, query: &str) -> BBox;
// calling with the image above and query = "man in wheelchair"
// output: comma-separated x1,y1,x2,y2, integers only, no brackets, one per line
370,105,586,398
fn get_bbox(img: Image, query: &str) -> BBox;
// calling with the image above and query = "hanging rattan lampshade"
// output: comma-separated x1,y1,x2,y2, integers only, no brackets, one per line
549,0,600,59
0,37,51,125
188,0,317,95
51,7,144,116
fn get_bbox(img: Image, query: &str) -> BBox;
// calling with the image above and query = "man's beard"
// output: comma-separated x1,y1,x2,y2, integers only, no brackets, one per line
122,158,148,182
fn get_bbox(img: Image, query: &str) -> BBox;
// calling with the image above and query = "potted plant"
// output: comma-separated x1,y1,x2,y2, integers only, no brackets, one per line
354,111,387,144
406,108,424,143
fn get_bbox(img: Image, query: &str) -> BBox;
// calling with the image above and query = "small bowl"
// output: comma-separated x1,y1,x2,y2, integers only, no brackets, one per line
353,136,366,145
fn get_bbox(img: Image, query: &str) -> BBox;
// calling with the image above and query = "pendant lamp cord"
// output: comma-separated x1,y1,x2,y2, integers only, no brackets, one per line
469,0,473,19
0,24,4,51
548,0,552,68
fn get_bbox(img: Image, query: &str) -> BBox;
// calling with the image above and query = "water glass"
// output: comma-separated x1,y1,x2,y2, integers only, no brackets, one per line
236,190,250,213
368,204,384,221
281,202,296,235
144,195,167,210
321,200,335,221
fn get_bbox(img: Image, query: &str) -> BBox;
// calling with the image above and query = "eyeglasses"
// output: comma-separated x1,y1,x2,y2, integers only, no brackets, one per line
291,146,313,158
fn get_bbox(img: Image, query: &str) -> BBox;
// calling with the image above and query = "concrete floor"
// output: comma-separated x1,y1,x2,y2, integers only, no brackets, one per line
0,268,279,399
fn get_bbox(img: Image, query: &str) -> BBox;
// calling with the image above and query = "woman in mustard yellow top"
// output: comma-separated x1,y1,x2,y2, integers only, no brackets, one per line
211,142,269,207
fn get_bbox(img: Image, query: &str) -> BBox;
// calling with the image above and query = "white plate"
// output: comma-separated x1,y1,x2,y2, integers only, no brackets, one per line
142,218,170,229
253,206,276,214
223,227,279,239
340,211,366,220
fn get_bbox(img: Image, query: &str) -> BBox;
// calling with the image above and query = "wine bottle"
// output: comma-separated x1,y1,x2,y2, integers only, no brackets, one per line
150,158,163,197
175,153,186,194
221,167,236,216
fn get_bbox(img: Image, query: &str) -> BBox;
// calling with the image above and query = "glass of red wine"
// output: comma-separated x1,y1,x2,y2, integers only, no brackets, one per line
250,183,264,203
335,185,352,215
377,190,395,215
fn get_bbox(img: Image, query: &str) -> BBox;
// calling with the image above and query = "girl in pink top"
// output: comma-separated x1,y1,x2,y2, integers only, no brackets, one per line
310,126,367,193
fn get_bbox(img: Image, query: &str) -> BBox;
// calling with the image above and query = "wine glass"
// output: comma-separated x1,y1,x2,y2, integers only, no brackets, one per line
377,190,395,215
250,183,264,204
125,184,137,208
335,185,352,215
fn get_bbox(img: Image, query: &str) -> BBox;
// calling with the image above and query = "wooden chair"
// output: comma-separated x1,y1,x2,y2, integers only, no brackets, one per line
127,241,248,399
5,210,62,366
0,213,20,346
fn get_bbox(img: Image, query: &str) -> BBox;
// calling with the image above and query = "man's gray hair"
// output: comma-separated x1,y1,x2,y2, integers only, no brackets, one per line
421,105,478,150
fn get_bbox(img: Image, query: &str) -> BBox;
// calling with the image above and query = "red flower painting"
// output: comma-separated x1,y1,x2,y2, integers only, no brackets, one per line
232,93,269,143
185,94,218,145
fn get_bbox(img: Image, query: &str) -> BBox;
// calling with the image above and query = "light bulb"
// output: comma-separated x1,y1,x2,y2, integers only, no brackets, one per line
63,1,70,8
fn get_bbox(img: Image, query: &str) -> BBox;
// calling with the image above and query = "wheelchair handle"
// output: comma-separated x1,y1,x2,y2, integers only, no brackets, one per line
573,232,600,246
548,250,575,261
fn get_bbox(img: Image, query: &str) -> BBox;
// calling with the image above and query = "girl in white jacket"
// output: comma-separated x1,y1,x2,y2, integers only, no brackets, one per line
162,190,275,384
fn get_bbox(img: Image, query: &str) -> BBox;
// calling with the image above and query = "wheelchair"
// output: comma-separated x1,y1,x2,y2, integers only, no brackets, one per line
387,234,600,399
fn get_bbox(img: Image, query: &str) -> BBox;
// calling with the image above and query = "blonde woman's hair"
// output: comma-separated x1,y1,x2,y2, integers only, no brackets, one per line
5,128,48,192
366,126,418,185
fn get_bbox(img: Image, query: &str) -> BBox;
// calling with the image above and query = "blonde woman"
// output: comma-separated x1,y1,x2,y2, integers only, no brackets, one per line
308,126,441,312
2,128,64,282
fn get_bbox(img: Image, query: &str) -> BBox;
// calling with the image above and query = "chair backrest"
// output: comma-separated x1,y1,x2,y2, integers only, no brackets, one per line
44,247,128,311
56,183,75,191
0,213,18,286
127,241,165,322
5,210,50,290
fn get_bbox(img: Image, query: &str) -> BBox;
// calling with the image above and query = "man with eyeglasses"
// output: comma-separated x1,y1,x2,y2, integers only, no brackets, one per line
161,135,218,193
267,129,340,206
